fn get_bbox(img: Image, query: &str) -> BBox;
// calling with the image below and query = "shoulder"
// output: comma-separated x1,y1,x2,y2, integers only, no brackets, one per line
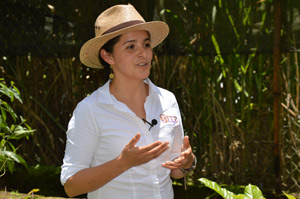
147,79,177,102
157,86,176,100
81,88,101,104
74,86,104,113
154,85,178,108
79,80,110,105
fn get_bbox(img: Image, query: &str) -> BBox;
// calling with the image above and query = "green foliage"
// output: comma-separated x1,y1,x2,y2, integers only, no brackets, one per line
158,1,300,192
0,78,34,176
199,178,266,199
283,192,297,199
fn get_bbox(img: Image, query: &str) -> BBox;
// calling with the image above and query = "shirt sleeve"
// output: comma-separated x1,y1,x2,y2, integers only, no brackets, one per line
60,101,100,185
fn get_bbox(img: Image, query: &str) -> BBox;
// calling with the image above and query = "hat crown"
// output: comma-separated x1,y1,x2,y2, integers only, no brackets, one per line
94,4,145,37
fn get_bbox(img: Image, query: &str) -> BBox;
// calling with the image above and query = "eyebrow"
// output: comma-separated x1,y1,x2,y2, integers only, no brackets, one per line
122,38,150,45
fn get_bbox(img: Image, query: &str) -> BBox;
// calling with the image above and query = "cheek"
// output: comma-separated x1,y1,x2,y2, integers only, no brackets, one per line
148,49,153,59
112,53,129,66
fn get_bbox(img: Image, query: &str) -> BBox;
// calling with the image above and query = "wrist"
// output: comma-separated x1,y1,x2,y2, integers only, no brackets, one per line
116,155,132,172
183,155,195,169
180,155,197,174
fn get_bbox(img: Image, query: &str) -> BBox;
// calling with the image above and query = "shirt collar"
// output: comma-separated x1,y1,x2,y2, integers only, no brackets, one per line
97,78,162,105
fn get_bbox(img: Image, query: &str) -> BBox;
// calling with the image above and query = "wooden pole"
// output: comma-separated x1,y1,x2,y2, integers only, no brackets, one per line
273,0,282,193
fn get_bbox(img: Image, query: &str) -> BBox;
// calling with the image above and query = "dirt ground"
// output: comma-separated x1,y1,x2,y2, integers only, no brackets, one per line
0,191,72,199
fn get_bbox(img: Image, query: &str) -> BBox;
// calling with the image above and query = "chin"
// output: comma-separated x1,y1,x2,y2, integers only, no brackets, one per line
142,74,150,80
140,71,150,79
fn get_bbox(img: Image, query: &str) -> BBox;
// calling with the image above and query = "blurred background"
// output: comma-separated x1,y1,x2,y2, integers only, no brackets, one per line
0,0,299,198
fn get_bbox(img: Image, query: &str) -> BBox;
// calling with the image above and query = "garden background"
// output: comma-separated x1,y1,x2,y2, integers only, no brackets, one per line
0,0,300,198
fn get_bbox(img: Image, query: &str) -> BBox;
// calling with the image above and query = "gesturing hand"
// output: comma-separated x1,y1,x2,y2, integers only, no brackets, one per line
161,136,194,170
119,132,169,169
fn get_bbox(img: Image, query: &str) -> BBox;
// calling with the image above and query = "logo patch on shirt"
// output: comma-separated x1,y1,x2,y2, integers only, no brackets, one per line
160,114,178,124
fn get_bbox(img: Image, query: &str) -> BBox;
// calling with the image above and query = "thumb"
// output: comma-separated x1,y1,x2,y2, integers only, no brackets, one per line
181,136,190,151
127,132,141,148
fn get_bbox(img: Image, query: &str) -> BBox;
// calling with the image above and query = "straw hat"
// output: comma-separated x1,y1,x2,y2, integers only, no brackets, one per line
79,4,169,69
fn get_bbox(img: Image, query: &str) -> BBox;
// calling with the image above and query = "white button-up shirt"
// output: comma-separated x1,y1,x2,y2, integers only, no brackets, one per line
61,78,184,199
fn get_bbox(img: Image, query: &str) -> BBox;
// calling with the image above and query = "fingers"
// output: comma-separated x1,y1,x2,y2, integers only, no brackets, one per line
134,141,169,163
181,136,190,151
181,136,192,158
162,136,194,169
161,160,180,169
139,140,167,153
121,133,169,167
184,136,190,147
127,132,141,148
161,156,189,169
145,141,169,159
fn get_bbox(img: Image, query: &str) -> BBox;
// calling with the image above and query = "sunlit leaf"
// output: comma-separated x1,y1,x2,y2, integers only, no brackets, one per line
283,192,296,199
2,150,20,163
211,34,224,65
12,85,23,103
234,79,242,92
10,127,35,139
199,178,236,199
212,6,217,25
243,184,265,199
1,101,17,123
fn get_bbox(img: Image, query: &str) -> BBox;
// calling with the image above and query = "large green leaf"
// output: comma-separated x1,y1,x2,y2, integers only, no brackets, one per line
199,178,236,199
243,184,265,199
199,178,266,199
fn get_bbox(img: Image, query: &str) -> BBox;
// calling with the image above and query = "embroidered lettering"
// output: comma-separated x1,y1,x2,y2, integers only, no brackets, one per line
160,114,178,124
160,114,168,123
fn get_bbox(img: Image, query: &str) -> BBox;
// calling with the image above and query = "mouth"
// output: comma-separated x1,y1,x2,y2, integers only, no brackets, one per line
137,62,148,67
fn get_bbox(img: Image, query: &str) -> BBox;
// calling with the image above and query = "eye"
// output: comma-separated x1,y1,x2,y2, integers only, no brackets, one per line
126,44,135,49
144,43,151,48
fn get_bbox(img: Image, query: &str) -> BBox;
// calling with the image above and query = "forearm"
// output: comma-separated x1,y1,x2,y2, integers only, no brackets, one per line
64,156,129,197
170,168,185,179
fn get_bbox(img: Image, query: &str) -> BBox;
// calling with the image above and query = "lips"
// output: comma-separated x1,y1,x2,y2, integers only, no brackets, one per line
137,62,148,66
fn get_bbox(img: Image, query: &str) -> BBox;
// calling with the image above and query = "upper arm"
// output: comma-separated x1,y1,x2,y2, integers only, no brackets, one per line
61,101,99,185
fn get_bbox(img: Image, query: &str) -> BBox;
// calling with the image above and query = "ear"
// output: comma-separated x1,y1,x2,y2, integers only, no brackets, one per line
100,49,114,65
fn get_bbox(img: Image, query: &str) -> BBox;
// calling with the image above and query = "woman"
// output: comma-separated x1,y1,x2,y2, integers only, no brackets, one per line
60,4,196,199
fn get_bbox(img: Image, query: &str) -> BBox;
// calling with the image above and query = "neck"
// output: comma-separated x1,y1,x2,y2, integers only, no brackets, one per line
109,78,149,102
109,78,148,119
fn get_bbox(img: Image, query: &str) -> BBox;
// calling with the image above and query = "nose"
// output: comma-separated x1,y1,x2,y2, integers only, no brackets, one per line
138,46,147,58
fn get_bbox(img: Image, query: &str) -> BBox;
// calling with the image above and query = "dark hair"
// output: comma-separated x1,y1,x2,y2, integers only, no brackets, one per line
98,35,121,68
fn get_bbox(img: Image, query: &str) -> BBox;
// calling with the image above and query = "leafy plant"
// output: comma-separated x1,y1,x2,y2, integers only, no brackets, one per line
199,178,266,199
283,192,297,199
0,78,34,177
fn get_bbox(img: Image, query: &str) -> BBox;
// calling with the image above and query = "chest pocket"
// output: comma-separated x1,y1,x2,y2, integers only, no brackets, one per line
158,126,175,147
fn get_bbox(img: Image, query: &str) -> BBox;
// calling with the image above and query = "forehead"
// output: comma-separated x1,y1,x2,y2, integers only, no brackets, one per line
119,30,150,42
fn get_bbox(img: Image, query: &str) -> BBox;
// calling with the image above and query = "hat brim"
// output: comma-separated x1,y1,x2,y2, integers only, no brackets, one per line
79,21,169,69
